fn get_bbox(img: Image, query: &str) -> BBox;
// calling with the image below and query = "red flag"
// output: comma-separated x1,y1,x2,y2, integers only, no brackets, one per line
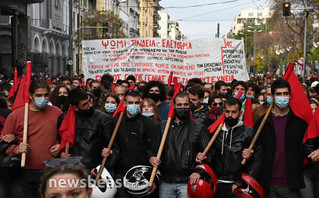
113,84,136,118
243,97,253,128
8,68,19,98
12,61,32,111
283,62,312,124
46,79,51,85
112,84,116,93
167,72,173,88
303,108,319,144
208,91,243,133
167,82,182,118
59,106,76,153
81,79,85,89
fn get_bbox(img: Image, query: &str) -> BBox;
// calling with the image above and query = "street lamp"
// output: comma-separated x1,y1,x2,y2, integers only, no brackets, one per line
247,28,262,69
239,32,248,58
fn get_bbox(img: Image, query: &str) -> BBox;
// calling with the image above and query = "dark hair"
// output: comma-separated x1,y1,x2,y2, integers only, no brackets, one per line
174,92,190,104
72,78,82,85
251,98,260,105
85,78,93,86
126,75,136,83
232,81,247,92
271,79,291,95
0,97,7,108
99,93,120,113
49,85,70,107
188,85,204,99
69,88,89,106
247,82,260,96
165,87,174,97
101,73,114,84
143,81,166,101
29,80,50,94
89,80,101,88
188,78,202,85
61,77,71,83
215,81,226,91
208,94,222,106
121,80,130,87
125,89,141,101
1,82,12,92
224,97,242,111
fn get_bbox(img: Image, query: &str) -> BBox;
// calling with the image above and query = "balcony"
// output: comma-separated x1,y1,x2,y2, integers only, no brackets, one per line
31,19,51,28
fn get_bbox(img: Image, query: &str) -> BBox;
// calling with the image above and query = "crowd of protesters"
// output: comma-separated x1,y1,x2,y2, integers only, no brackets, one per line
0,70,318,198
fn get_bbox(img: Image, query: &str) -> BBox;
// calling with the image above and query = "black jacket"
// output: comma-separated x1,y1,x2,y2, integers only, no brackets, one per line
113,113,160,174
58,109,117,170
303,136,319,171
255,109,307,192
212,121,263,182
159,118,213,183
192,105,210,124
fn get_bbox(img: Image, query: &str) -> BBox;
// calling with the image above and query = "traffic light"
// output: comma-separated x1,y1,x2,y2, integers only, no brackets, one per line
283,2,291,16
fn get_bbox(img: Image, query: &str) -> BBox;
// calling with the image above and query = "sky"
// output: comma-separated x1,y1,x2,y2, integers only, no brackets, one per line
159,0,270,40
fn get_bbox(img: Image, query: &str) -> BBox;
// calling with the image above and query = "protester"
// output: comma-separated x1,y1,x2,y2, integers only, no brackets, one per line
49,84,70,112
59,89,117,171
309,98,318,115
99,93,120,117
210,97,262,198
1,80,62,198
156,92,213,198
143,81,170,120
114,85,127,101
141,98,161,124
255,79,308,197
165,87,174,105
40,158,92,198
71,78,82,89
112,89,160,197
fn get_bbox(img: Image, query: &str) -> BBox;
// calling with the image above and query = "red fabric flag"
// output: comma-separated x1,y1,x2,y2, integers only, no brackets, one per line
208,91,243,133
12,61,32,111
59,106,76,153
8,68,19,98
46,79,51,85
243,97,253,128
283,62,312,124
112,84,136,118
81,80,85,89
112,84,116,93
167,72,173,88
167,82,182,118
303,108,319,144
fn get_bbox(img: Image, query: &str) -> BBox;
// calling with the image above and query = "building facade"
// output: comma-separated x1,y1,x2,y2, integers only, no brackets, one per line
229,7,273,35
138,0,160,38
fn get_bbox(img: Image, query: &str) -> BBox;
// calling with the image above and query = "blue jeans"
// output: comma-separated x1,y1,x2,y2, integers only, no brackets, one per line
159,181,189,198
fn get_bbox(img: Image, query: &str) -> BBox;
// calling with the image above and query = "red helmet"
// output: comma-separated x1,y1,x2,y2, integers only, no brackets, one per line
233,173,266,198
187,164,218,198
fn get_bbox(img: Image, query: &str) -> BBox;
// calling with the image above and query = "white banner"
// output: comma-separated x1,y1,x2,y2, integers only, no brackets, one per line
52,0,63,30
82,38,249,84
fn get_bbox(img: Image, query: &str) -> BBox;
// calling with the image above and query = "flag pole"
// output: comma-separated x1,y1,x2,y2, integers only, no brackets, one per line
21,103,29,167
198,123,224,163
241,102,274,165
65,143,70,155
148,117,172,188
96,111,125,181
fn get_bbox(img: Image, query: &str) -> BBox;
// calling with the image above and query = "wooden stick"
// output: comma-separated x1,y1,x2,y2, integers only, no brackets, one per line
241,102,274,165
21,103,29,167
65,143,70,155
149,117,172,188
199,123,224,163
96,111,125,181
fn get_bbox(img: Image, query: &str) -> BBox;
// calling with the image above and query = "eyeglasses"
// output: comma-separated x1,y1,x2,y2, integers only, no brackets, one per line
43,156,83,168
212,102,224,107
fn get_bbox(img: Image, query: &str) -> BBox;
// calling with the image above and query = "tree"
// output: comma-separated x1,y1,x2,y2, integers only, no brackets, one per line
78,10,127,42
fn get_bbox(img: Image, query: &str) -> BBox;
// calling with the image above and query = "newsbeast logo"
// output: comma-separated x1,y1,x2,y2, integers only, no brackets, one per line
48,177,124,189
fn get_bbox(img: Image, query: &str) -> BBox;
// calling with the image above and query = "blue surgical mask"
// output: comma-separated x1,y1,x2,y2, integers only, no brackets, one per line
234,92,245,100
142,112,154,117
203,99,209,104
246,95,255,98
104,103,117,113
34,97,49,109
267,96,273,104
275,96,290,109
119,96,123,101
126,104,140,117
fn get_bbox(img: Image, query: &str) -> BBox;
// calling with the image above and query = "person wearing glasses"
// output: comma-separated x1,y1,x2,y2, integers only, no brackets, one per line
113,89,161,197
1,80,62,198
59,89,117,172
41,157,92,198
202,95,224,128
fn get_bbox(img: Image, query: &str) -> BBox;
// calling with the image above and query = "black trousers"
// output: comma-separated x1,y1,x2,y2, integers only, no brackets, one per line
215,183,234,198
11,169,43,198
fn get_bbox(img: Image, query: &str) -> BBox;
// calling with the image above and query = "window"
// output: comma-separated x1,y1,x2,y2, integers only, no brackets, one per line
257,13,262,17
248,13,254,17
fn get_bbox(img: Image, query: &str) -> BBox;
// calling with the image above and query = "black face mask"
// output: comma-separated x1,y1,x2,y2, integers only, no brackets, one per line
77,107,94,117
175,108,190,120
93,88,102,97
224,117,239,127
58,95,68,104
148,93,160,103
